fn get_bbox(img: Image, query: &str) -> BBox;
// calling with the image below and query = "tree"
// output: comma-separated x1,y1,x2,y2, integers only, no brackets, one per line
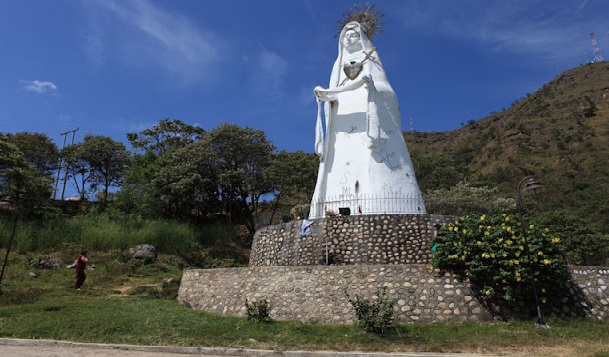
127,118,204,156
411,152,465,192
264,150,318,223
60,144,93,200
153,142,217,218
203,124,275,234
424,181,517,216
3,132,59,177
0,137,53,218
62,135,129,205
114,152,165,218
116,119,204,217
536,210,609,266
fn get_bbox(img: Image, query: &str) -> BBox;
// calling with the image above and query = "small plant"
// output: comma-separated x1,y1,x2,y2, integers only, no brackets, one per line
245,297,271,323
346,287,395,334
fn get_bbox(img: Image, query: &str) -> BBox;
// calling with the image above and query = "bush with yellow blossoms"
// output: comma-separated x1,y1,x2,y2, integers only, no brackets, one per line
431,214,569,302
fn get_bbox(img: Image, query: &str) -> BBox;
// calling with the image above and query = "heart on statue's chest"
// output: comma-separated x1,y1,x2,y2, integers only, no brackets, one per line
343,61,363,80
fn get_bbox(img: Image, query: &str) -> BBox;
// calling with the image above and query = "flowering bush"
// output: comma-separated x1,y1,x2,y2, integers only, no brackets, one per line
431,214,569,302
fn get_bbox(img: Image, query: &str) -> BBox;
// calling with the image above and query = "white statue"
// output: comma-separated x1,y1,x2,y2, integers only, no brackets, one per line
309,17,425,219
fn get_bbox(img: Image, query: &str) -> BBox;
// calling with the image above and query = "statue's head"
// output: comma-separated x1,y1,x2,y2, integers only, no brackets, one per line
341,24,363,51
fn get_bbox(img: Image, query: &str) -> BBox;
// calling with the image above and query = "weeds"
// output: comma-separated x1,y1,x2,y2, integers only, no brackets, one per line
346,287,395,334
245,297,271,323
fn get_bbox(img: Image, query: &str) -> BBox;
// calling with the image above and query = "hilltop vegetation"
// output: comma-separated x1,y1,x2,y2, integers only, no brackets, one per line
407,61,609,234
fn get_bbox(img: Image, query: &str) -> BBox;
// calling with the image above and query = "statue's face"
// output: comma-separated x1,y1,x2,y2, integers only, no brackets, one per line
342,29,361,50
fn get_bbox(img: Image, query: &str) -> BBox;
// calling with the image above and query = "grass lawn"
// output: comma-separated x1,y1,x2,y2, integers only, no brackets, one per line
1,250,608,357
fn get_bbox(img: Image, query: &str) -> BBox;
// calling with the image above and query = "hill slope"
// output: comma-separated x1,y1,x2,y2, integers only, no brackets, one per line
405,61,609,230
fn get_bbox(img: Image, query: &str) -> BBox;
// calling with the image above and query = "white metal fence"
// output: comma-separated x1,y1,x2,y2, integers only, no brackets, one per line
309,192,426,219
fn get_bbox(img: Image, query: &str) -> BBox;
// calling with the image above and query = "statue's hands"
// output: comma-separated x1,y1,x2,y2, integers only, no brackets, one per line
314,86,334,101
362,74,373,86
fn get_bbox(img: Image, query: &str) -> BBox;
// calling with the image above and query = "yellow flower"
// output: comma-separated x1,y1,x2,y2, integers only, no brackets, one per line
505,216,510,222
515,272,521,277
480,215,486,221
529,224,535,229
538,251,544,256
449,226,454,231
543,259,552,265
454,227,459,232
485,231,490,236
477,241,482,245
506,227,512,232
498,238,504,243
519,245,524,251
516,277,521,282
541,288,546,293
552,237,560,243
485,290,491,296
541,298,547,304
463,229,467,234
506,240,513,246
491,253,495,258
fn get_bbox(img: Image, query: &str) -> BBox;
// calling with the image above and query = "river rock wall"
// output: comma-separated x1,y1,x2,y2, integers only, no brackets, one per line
178,265,609,323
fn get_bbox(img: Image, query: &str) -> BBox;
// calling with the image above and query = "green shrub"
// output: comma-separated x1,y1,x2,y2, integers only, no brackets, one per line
346,287,395,334
245,298,271,323
431,214,569,302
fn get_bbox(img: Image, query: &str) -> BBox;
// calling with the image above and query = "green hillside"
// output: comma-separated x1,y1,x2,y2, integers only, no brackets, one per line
405,61,609,232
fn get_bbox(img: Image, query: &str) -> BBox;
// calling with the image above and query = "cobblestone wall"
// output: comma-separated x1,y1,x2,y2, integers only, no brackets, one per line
178,265,609,323
250,214,454,267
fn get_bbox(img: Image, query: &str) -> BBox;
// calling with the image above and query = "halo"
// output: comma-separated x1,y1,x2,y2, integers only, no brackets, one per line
335,3,385,39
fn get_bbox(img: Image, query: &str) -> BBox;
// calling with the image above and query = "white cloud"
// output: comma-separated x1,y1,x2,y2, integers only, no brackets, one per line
83,0,226,83
253,45,288,101
397,0,609,64
19,80,58,93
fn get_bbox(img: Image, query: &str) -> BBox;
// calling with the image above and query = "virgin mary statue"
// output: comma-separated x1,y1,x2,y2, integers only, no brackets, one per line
309,13,425,219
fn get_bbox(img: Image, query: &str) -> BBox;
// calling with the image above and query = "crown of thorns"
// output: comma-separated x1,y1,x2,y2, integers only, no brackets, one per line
335,3,385,39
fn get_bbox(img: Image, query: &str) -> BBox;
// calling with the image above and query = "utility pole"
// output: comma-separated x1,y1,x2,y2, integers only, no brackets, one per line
55,128,79,201
52,133,69,200
590,32,603,62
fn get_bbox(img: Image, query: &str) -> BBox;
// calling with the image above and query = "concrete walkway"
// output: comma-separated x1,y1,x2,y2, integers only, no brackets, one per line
0,338,503,357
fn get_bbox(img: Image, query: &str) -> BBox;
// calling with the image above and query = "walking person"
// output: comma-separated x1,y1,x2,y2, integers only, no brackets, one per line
73,249,88,290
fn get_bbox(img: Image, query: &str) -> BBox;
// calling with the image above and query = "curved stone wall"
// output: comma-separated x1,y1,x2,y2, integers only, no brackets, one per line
178,265,609,323
249,214,454,267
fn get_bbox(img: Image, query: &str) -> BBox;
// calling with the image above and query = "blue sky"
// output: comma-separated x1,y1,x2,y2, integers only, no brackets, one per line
2,0,609,153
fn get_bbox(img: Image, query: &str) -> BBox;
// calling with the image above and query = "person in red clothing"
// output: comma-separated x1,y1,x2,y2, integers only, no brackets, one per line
74,249,88,289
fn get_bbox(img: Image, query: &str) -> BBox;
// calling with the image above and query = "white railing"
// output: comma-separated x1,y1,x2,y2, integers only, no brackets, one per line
309,192,426,219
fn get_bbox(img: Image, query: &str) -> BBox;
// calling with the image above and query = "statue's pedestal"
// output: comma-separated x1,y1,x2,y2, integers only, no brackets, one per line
250,214,453,267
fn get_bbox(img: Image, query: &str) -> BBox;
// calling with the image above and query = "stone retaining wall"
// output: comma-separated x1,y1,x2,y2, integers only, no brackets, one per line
250,215,454,267
178,265,609,323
